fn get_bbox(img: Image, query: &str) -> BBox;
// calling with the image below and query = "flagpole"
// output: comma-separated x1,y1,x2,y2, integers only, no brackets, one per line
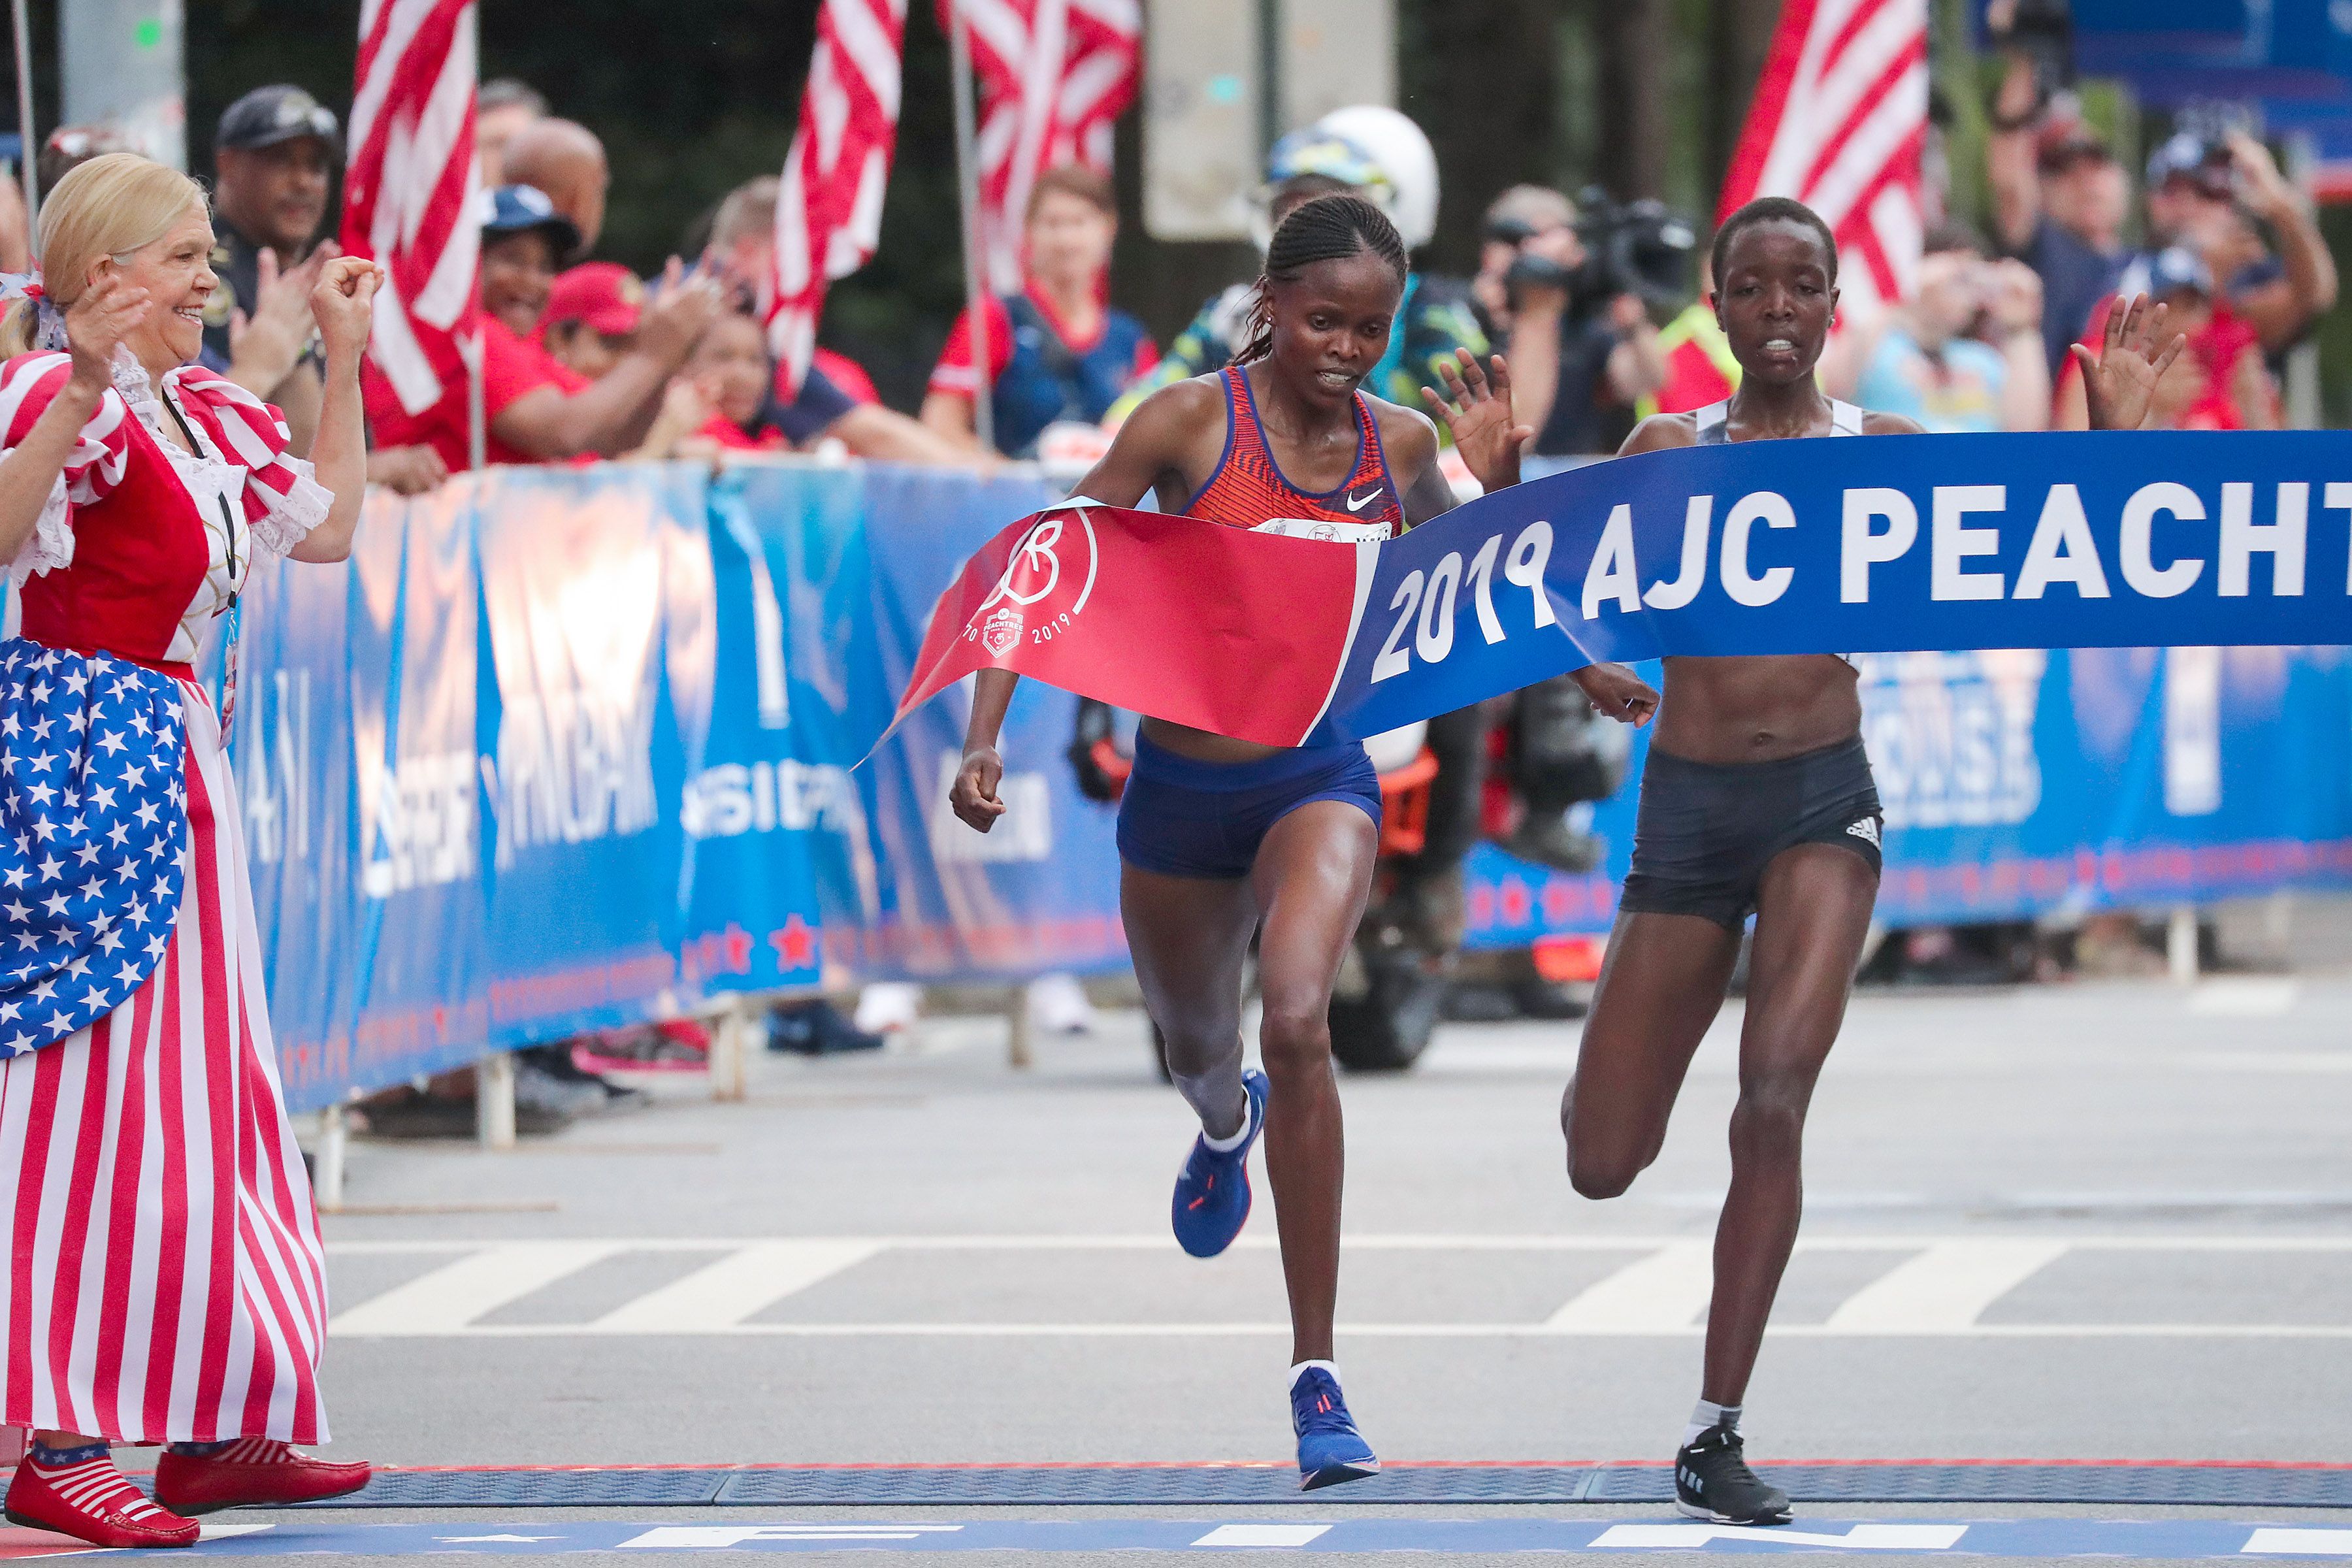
947,0,994,455
10,0,36,221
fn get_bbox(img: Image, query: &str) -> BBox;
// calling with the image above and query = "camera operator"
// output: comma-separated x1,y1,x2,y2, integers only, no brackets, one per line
2142,122,2336,358
1495,188,1671,459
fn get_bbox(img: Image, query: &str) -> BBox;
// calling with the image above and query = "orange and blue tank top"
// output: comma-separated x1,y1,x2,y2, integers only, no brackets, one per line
1183,366,1406,538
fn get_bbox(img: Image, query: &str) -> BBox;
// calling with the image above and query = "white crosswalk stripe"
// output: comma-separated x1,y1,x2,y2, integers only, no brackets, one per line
1543,1241,1714,1332
591,1240,883,1331
319,1234,2352,1339
1825,1240,2068,1332
330,1241,625,1335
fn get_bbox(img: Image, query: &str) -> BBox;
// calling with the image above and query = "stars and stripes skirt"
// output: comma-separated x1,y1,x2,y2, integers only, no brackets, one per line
0,680,328,1443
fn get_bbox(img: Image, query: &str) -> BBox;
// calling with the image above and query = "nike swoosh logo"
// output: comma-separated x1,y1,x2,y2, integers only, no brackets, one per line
1343,489,1380,513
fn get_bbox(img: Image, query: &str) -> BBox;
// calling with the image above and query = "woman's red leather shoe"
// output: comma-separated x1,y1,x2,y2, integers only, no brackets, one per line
152,1439,372,1514
4,1450,202,1548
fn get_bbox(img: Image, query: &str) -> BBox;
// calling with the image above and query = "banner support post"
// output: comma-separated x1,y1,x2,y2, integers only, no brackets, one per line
947,0,995,455
10,0,37,221
476,1050,516,1149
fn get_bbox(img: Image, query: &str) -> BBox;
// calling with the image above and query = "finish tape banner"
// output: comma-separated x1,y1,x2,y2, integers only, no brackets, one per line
896,431,2352,746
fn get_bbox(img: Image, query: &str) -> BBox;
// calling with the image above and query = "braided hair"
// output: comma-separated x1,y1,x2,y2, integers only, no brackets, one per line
1237,193,1409,365
1708,195,1838,292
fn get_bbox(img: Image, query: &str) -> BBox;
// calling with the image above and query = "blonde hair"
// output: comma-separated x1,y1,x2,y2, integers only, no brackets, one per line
1,152,210,357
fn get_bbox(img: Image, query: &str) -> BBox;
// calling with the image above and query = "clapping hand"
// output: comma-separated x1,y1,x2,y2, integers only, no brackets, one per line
63,274,150,396
1422,349,1533,495
2070,292,2187,432
638,257,725,368
232,244,334,387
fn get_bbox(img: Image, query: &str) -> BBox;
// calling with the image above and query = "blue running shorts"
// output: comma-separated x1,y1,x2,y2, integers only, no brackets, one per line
1116,732,1382,881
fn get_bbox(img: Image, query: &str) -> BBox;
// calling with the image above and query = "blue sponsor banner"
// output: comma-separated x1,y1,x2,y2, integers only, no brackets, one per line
171,453,2352,1107
1463,646,2352,947
818,465,1129,983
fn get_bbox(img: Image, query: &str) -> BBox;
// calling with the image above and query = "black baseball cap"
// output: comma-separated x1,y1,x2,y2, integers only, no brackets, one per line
216,86,341,155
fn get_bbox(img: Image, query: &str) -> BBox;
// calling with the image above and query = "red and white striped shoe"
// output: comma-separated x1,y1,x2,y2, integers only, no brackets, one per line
153,1439,372,1514
4,1446,202,1548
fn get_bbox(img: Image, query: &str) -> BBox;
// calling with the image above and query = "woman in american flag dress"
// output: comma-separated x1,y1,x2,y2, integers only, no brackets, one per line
0,154,378,1548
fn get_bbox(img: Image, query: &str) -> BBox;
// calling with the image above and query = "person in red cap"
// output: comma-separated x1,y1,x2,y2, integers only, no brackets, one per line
542,261,645,382
361,186,719,474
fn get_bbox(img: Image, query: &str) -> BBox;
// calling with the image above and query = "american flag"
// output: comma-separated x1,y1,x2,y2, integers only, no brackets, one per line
0,645,188,1059
340,0,482,417
944,0,1140,294
770,0,910,397
1717,0,1929,320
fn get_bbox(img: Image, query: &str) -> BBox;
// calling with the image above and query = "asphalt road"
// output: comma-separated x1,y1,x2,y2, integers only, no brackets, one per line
310,973,2352,1465
82,970,2352,1561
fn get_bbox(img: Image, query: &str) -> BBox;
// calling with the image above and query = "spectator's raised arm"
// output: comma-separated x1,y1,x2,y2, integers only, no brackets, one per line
1985,52,2044,255
2224,131,2340,354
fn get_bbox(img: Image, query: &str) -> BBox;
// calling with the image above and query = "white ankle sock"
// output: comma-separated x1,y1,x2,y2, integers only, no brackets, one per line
1684,1398,1739,1446
1201,1094,1252,1152
1289,1359,1338,1388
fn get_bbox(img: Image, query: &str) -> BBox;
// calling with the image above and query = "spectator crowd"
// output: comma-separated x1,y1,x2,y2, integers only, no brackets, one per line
5,29,2338,508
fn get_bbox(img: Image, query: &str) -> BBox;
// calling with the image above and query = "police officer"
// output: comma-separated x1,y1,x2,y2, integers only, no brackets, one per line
204,85,342,456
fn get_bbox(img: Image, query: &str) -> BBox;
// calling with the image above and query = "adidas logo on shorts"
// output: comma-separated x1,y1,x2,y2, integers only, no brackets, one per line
1846,816,1882,849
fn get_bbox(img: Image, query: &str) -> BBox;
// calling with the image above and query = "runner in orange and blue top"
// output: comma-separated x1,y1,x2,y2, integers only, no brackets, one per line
950,194,1538,1490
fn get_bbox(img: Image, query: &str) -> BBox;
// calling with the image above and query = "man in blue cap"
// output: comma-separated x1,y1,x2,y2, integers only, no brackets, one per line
204,86,344,455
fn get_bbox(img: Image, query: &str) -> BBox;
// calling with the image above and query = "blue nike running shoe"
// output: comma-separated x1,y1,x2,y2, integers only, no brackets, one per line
1170,1069,1268,1258
1290,1366,1380,1490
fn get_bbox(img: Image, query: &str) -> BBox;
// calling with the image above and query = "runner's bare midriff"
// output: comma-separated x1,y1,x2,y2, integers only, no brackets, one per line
1140,715,1290,764
1651,655,1861,765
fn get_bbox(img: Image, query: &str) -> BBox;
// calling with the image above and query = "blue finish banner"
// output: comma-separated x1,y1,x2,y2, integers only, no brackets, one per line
1326,431,2352,742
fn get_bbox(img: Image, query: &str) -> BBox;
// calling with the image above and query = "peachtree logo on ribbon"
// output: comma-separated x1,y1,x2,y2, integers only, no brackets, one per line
893,430,2352,750
967,508,1101,657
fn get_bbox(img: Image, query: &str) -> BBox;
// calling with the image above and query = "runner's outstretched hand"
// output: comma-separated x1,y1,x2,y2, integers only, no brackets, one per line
2072,293,2187,432
1423,349,1533,494
1573,662,1658,727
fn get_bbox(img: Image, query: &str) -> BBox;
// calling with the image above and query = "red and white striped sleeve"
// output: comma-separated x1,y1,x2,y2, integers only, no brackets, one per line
0,351,133,581
166,365,333,558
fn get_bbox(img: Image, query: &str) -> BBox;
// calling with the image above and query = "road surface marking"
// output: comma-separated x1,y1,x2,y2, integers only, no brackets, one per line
1591,1524,1969,1550
1194,1524,1335,1546
328,1241,623,1335
321,1233,2352,1255
618,1525,966,1548
1826,1241,2068,1331
592,1240,881,1331
1544,1243,1714,1331
2243,1529,2352,1555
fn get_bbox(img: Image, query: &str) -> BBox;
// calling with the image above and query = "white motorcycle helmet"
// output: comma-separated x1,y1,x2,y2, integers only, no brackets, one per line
1249,104,1441,254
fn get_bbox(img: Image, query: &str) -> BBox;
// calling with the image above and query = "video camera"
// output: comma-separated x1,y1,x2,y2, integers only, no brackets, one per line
1497,188,1697,313
1571,188,1698,310
1991,0,2074,104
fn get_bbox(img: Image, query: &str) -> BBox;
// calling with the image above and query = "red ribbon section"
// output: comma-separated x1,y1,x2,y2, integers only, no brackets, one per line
892,502,1373,750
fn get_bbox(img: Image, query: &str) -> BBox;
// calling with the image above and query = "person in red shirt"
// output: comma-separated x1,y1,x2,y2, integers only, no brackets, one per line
361,184,718,474
2053,247,2277,431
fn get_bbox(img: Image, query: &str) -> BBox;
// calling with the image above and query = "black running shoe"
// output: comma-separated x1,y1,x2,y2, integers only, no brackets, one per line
1674,1424,1792,1525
